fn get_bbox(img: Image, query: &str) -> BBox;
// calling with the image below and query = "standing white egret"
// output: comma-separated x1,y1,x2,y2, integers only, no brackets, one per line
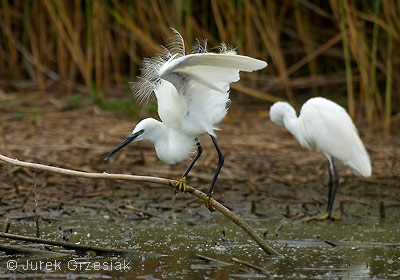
105,30,267,210
269,97,371,220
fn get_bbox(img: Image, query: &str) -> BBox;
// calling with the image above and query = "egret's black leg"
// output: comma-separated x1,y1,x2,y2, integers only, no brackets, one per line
306,158,340,221
175,139,202,194
327,158,339,217
205,135,224,211
183,140,203,178
326,160,334,214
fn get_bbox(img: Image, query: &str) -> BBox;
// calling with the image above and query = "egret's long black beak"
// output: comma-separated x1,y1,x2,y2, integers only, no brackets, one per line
104,130,144,160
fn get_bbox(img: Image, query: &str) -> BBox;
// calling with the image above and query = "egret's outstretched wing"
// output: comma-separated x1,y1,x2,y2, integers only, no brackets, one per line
159,53,267,94
156,52,267,134
130,29,267,135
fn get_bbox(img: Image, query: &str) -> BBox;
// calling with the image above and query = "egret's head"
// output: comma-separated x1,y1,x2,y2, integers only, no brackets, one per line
131,118,163,140
105,118,162,160
269,102,296,126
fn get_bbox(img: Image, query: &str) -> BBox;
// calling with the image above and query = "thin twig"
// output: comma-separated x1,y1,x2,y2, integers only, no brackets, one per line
231,257,271,276
33,172,40,238
124,204,164,219
196,254,232,266
0,153,280,256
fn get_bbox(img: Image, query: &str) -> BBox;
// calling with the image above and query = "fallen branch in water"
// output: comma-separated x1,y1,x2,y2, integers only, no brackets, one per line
232,257,271,276
0,232,150,256
0,153,281,256
0,243,68,256
124,204,165,219
196,254,232,266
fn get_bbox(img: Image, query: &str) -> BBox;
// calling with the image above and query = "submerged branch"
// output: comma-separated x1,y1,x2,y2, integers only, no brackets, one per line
232,257,271,276
0,154,280,256
0,242,68,256
0,232,147,256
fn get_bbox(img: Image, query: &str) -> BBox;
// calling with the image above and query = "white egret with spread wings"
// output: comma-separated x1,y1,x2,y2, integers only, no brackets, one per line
105,30,267,210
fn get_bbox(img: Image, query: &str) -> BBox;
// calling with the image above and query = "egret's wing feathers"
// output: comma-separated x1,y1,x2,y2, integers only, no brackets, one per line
156,52,267,135
159,51,267,83
179,53,268,71
130,31,267,105
159,53,267,92
130,29,185,105
129,30,267,135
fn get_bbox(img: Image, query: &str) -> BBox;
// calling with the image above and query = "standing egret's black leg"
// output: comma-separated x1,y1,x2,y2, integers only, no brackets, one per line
327,158,340,219
205,135,224,211
306,158,340,221
326,159,334,215
175,139,202,194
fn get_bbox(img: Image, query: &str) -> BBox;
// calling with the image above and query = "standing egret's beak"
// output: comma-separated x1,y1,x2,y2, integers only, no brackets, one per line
104,130,144,160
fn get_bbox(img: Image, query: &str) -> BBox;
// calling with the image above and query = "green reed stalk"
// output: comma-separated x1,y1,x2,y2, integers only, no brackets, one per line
367,0,380,125
338,0,355,118
185,0,193,45
384,23,393,133
86,0,93,87
128,0,137,78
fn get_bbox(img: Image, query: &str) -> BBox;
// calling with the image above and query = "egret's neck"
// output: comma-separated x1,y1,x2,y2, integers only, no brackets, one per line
283,112,301,143
283,111,312,150
283,116,298,135
142,121,168,144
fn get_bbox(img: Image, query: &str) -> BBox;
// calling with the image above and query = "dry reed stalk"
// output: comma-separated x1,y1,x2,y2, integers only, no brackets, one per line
42,1,90,87
253,0,295,106
294,0,318,96
28,24,47,93
224,0,237,45
333,0,355,118
244,2,259,88
108,0,162,54
231,83,284,103
368,0,381,122
0,1,398,131
286,33,342,77
85,0,94,90
345,1,371,122
384,22,393,133
211,0,227,42
1,0,18,79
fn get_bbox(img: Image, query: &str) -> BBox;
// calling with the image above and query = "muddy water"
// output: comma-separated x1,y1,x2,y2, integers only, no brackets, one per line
1,211,399,279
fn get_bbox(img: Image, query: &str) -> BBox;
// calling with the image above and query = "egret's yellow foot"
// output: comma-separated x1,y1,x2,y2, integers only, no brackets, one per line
205,193,215,212
174,177,187,194
306,213,341,221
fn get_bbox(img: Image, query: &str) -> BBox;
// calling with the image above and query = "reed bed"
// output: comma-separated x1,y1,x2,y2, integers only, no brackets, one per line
0,0,398,130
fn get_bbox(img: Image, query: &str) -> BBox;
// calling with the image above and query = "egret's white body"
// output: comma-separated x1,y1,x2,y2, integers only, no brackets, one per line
106,30,267,207
270,97,371,176
270,97,371,219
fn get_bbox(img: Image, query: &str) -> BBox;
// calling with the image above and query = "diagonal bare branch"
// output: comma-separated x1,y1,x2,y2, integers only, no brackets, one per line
0,153,280,256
